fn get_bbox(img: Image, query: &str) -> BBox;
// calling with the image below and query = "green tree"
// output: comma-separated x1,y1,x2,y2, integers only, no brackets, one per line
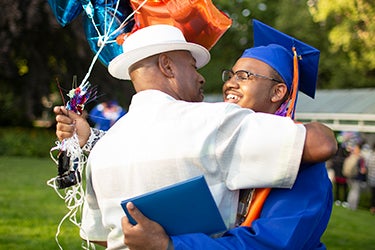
0,0,135,126
308,0,375,88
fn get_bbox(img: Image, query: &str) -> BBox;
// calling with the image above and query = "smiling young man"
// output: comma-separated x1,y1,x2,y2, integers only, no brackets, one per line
217,20,334,248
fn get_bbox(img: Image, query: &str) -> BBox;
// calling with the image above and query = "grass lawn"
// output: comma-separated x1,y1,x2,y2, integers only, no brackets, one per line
322,205,375,250
0,156,86,249
1,156,374,249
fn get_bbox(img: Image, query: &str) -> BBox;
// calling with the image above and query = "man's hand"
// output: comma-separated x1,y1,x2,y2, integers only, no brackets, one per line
122,202,172,250
54,106,91,147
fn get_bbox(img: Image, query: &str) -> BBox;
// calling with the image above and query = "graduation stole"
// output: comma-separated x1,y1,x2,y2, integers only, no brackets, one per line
240,188,271,226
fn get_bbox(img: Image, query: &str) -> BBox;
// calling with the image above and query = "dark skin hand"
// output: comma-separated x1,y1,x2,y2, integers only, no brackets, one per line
54,106,90,147
122,202,172,250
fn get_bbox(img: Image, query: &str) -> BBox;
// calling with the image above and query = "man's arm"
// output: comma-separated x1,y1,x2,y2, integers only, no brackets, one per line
302,122,337,163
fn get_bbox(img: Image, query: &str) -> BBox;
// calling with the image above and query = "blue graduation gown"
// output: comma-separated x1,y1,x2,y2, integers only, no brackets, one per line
171,162,333,249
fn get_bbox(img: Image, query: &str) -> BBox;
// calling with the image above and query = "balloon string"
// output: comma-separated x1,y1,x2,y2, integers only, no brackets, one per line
90,0,121,41
89,0,147,44
108,0,148,37
104,0,109,38
81,38,106,85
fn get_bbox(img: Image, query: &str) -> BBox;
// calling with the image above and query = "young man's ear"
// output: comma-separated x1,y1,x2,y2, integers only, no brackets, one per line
271,83,288,103
158,53,174,78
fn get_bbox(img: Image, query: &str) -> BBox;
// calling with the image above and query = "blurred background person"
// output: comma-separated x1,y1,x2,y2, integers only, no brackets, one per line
344,142,368,210
327,144,349,207
366,143,375,214
89,100,126,131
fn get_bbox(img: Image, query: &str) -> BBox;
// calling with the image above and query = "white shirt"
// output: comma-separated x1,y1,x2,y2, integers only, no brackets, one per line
80,90,305,249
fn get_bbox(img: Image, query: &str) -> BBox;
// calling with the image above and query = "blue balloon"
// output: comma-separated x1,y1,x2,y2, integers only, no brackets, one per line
83,0,134,66
48,0,83,26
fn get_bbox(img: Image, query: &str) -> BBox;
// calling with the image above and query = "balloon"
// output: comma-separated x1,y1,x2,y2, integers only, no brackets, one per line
48,0,83,26
84,0,134,66
128,0,232,50
48,0,231,67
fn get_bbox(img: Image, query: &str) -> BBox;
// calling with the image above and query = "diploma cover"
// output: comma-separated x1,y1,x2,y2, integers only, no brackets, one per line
121,175,227,235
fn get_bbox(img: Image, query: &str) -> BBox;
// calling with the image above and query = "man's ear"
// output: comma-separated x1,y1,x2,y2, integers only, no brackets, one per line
271,83,288,103
158,53,174,78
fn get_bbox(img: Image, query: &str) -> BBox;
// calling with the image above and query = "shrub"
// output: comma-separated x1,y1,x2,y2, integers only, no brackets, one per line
0,127,57,157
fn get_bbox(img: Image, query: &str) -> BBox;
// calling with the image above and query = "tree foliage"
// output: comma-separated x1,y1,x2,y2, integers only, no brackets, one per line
310,0,375,69
0,0,374,126
308,0,375,88
0,0,135,126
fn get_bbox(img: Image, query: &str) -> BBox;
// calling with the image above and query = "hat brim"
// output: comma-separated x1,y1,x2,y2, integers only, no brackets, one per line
108,42,210,80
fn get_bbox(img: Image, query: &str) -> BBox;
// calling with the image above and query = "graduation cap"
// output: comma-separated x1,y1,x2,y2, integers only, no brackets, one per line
240,19,320,118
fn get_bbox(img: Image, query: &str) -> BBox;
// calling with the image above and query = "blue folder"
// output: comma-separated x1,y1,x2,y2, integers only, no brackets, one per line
120,175,227,236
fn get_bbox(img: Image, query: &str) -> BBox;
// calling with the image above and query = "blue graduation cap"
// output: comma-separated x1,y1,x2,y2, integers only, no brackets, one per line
240,19,320,118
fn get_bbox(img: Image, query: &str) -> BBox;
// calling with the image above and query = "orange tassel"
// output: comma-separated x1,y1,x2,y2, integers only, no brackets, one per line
240,188,271,227
286,47,299,118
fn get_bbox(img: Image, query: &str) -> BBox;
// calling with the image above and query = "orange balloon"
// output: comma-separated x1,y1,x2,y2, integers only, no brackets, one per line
128,0,232,50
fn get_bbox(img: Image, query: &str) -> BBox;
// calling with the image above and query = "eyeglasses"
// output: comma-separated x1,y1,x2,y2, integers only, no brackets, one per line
221,69,283,83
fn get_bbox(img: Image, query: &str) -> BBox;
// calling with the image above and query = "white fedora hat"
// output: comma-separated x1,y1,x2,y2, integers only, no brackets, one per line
108,24,211,80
